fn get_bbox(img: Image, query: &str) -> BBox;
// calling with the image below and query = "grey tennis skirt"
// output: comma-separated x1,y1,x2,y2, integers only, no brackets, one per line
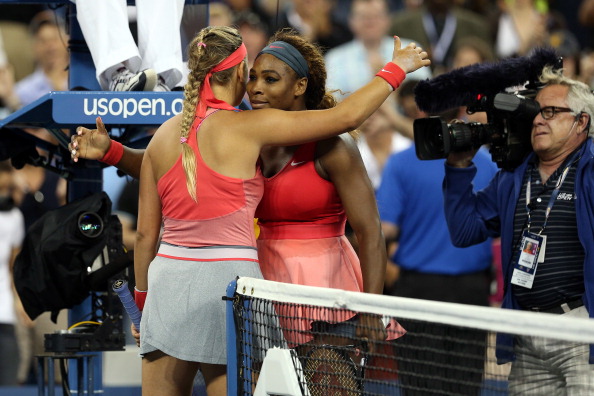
139,245,265,364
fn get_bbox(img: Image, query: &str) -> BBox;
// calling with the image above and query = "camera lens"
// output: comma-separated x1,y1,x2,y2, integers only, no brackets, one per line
414,117,452,160
78,212,103,238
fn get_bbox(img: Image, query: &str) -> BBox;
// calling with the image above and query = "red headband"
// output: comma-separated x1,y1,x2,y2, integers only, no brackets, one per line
196,43,247,119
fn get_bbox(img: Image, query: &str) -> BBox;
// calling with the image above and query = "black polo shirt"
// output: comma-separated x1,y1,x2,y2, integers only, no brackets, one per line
510,145,586,310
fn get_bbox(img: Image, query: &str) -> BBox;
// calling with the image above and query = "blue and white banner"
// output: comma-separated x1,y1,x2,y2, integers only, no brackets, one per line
52,91,184,125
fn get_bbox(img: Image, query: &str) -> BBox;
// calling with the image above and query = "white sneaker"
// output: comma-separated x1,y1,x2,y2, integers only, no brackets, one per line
109,67,157,91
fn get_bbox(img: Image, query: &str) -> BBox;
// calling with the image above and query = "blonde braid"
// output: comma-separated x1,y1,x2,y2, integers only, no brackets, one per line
179,30,207,202
179,26,243,201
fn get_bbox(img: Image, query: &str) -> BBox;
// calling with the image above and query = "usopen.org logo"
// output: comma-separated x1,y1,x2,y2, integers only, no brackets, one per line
82,96,184,119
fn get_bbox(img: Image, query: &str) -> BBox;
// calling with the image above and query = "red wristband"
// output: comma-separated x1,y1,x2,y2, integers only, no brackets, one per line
375,62,406,91
100,140,124,166
134,288,147,311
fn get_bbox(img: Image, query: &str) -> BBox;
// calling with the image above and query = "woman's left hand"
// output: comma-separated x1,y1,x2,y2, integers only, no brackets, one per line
131,323,141,347
356,313,387,353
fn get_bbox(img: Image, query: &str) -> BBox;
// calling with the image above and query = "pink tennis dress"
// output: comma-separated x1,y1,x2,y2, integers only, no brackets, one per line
256,142,365,344
139,109,266,364
256,142,362,290
256,142,404,345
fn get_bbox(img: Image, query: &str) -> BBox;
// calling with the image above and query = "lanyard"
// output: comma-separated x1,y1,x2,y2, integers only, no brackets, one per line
525,150,581,234
422,12,457,64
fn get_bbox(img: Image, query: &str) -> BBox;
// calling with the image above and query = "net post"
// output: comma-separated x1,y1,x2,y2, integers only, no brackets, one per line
226,278,239,396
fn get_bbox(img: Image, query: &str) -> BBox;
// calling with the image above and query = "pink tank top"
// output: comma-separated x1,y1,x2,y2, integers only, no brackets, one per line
255,142,346,239
157,110,264,247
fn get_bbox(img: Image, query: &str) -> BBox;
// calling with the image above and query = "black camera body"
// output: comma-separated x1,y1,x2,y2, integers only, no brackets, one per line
412,47,562,170
414,90,541,170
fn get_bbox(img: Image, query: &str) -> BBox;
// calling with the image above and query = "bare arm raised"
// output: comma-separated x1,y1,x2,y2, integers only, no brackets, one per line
237,37,429,148
69,37,429,178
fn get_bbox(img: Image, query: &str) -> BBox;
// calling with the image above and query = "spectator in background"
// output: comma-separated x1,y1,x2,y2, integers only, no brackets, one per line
208,2,235,27
75,0,185,91
0,4,45,83
325,0,431,140
574,0,594,88
356,78,425,194
325,0,431,98
272,0,353,53
235,11,269,69
357,106,412,192
13,161,66,231
0,5,70,217
333,0,412,26
0,10,68,112
253,0,292,34
377,133,498,395
450,35,495,70
376,76,498,394
16,11,67,106
0,10,69,226
0,161,25,386
390,0,493,74
348,84,416,201
493,0,548,59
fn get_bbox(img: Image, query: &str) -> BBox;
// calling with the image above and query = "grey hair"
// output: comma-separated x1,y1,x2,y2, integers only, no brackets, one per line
539,65,594,137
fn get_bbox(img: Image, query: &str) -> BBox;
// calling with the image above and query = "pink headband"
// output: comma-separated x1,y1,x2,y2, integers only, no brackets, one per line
196,43,247,119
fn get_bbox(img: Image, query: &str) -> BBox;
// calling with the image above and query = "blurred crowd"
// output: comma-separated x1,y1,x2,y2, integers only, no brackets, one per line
1,0,594,388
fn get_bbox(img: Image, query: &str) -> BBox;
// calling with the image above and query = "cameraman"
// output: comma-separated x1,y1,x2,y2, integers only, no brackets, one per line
443,66,594,393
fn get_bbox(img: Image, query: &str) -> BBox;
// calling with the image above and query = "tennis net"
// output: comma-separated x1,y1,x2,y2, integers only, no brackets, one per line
225,277,594,396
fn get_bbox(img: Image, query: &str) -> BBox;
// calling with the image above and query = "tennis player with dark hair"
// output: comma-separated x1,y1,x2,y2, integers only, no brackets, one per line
252,29,402,347
70,26,429,395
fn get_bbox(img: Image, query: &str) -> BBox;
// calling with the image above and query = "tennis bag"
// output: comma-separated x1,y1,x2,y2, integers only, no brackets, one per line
13,191,117,321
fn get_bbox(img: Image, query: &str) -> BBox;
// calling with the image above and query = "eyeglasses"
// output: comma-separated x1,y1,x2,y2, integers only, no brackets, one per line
539,106,575,120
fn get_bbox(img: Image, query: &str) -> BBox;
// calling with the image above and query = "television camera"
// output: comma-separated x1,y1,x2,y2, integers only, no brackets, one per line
413,47,562,170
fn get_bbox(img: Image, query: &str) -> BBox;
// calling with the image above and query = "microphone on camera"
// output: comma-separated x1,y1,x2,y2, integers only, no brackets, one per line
414,47,562,114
